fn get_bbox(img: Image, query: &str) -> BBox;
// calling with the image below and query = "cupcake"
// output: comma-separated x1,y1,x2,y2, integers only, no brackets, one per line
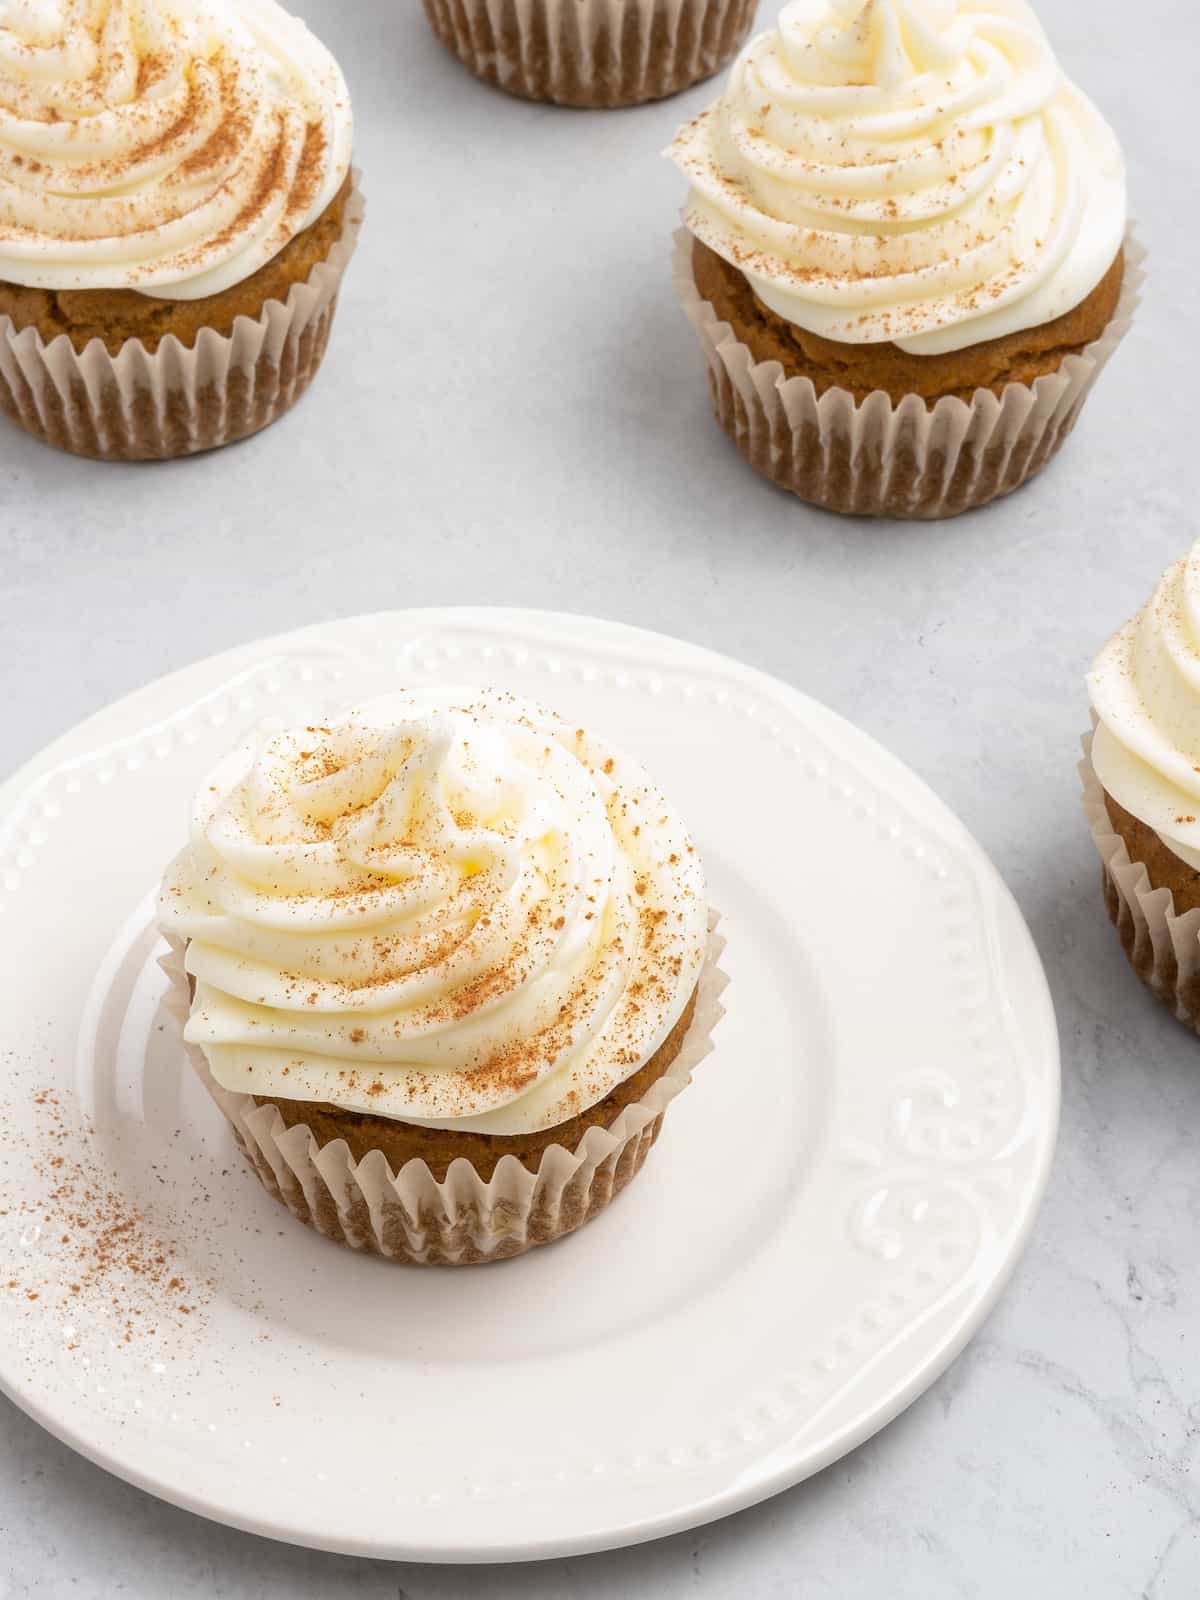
668,0,1136,520
421,0,757,108
0,0,361,461
159,689,722,1265
1084,544,1200,1030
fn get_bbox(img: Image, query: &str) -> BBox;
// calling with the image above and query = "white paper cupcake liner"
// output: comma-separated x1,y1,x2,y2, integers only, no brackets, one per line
160,913,727,1266
421,0,757,107
674,228,1145,521
0,174,365,462
1080,734,1200,1029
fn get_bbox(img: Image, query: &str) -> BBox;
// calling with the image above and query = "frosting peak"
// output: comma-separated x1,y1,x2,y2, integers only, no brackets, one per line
669,0,1125,355
0,0,352,298
787,0,963,86
159,690,708,1137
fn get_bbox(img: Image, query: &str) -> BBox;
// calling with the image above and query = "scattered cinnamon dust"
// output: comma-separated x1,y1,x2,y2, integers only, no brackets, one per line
2,1091,211,1344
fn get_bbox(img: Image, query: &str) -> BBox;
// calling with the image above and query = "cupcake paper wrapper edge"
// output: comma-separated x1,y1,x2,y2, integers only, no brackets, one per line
1080,731,1200,1028
0,171,365,462
421,0,757,108
158,909,728,1266
673,226,1145,521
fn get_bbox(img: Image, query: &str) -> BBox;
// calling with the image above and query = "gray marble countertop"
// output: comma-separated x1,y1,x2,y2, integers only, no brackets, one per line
1,1,1197,1594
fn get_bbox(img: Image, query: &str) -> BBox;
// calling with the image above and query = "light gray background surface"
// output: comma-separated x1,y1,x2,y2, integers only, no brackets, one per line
1,1,1197,1595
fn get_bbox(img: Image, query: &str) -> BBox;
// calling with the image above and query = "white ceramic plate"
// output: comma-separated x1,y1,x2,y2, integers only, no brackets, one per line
0,609,1058,1563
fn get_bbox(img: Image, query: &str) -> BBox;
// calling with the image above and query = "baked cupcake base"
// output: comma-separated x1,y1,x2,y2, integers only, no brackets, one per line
0,175,364,462
1081,740,1200,1030
691,240,1126,406
160,916,726,1266
674,229,1143,520
422,0,757,108
260,991,698,1182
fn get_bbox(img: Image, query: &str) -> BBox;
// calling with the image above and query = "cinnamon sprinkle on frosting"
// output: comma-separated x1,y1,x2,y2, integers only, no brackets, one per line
160,689,708,1136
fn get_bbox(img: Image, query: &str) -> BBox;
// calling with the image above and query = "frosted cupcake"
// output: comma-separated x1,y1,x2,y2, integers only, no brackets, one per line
0,0,361,461
159,689,721,1265
668,0,1135,519
421,0,757,108
1085,545,1200,1030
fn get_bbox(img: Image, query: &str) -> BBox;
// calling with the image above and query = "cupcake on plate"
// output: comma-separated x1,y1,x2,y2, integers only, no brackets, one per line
0,0,361,461
667,0,1136,519
159,689,723,1266
1084,544,1200,1030
421,0,757,108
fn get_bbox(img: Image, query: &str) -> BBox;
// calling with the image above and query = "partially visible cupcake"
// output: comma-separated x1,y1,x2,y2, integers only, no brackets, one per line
1085,545,1200,1030
421,0,757,108
159,689,721,1265
668,0,1135,519
0,0,361,461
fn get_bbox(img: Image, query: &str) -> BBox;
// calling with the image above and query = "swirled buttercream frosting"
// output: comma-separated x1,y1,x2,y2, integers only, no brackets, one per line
0,0,352,298
669,0,1125,354
1090,547,1200,874
159,689,709,1137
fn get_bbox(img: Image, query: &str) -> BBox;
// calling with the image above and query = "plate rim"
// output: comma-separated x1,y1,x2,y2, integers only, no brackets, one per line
0,606,1060,1563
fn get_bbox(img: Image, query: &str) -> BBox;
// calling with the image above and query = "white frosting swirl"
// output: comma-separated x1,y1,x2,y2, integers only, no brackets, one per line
1090,548,1200,874
0,0,352,298
669,0,1125,354
159,689,709,1137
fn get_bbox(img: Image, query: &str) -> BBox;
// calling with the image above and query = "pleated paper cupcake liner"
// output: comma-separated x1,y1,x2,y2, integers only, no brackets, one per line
421,0,756,108
160,912,727,1267
0,174,365,463
673,228,1145,521
1080,735,1200,1030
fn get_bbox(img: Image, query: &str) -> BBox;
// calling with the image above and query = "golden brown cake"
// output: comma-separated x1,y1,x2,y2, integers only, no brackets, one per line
0,178,354,358
0,0,359,460
160,690,717,1265
692,239,1127,408
421,0,756,108
1102,793,1200,916
668,1,1131,519
256,991,697,1182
